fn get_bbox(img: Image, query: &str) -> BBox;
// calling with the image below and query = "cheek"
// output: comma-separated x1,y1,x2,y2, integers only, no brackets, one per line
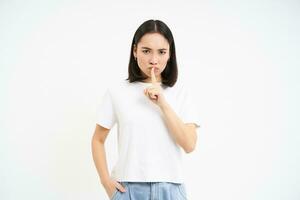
163,55,169,62
137,58,149,74
138,55,147,64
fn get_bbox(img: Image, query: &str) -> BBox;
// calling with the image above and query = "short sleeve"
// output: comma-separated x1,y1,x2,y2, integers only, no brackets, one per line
180,86,201,129
96,89,117,129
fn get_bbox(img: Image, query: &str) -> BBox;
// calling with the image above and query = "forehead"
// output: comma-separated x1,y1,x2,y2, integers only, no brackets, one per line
138,33,169,49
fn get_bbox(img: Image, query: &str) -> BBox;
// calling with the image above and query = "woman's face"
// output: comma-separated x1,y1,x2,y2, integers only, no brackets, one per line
133,33,170,82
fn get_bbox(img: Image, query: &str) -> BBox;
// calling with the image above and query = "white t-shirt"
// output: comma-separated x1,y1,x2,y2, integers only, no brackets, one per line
96,79,201,183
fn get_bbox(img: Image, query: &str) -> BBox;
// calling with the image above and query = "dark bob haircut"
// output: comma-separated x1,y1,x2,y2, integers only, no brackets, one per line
125,19,178,87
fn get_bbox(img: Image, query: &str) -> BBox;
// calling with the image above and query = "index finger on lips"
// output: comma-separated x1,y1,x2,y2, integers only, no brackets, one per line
151,67,157,85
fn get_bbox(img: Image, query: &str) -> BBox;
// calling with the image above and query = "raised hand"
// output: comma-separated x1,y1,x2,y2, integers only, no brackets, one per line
143,67,167,107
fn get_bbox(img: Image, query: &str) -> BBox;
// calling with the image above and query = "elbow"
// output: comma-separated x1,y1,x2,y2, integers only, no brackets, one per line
182,124,198,154
182,139,196,153
183,131,197,154
184,143,196,154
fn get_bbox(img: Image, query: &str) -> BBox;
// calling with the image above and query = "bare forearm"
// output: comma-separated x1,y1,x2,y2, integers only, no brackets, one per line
91,140,110,184
160,102,196,153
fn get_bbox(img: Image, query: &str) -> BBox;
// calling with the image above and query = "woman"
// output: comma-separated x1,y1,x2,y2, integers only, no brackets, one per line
92,19,201,200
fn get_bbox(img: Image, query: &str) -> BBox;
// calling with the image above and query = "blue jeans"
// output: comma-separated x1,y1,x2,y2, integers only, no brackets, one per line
110,182,188,200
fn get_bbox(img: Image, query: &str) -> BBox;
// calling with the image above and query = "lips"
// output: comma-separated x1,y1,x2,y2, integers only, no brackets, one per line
149,67,159,71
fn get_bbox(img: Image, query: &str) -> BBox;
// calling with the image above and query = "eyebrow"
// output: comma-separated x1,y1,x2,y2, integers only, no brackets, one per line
141,47,168,51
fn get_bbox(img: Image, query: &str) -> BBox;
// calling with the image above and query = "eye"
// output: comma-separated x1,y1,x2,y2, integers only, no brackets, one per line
142,50,150,54
160,51,166,55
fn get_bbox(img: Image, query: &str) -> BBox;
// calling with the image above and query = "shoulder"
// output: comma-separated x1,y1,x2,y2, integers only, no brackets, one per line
105,79,132,95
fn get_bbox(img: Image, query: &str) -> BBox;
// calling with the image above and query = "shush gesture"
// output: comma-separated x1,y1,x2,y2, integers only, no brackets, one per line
143,67,167,108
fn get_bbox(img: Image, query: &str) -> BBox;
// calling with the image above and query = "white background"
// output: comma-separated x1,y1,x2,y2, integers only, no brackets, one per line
1,0,299,199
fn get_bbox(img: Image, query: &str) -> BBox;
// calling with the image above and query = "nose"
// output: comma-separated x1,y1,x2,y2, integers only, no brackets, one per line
149,54,158,65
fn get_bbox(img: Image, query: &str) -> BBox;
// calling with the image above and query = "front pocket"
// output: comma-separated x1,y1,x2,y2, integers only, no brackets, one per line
110,182,127,200
110,188,118,200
